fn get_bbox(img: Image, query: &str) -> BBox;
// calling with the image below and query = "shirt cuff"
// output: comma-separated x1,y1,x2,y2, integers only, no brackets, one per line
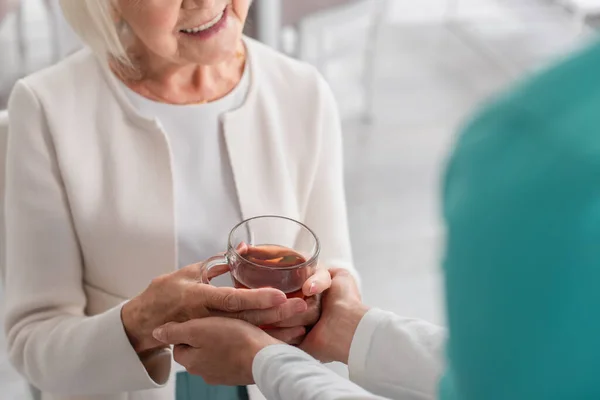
111,303,172,388
348,308,391,385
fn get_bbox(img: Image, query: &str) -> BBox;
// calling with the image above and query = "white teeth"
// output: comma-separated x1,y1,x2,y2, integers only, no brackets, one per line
182,10,224,33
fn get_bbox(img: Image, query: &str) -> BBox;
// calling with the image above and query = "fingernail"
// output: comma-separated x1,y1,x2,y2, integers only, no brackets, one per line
309,281,318,295
152,328,163,341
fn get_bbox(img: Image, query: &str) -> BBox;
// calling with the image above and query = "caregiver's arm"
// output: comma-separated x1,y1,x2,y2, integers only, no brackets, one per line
253,345,386,400
254,310,445,400
300,270,446,400
348,309,445,400
153,317,384,399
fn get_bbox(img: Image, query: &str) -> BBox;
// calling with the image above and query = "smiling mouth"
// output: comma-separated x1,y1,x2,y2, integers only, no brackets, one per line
180,9,226,34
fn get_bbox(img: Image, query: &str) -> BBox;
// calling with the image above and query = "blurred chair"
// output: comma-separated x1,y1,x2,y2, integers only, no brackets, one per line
559,0,600,31
43,0,62,63
0,0,27,70
282,0,389,122
0,0,62,74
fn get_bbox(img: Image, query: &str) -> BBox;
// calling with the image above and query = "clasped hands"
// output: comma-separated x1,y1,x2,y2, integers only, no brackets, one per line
151,268,368,386
121,261,334,361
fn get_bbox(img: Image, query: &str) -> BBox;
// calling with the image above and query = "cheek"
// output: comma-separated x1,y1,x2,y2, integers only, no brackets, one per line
144,7,178,31
125,4,180,52
232,0,251,23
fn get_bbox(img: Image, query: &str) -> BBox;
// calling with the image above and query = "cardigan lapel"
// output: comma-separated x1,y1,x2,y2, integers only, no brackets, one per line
221,40,300,225
222,103,301,231
222,109,299,223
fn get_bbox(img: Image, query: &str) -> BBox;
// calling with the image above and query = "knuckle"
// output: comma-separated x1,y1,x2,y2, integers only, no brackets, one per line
239,310,260,325
222,292,241,312
228,310,246,321
185,263,203,281
276,305,287,322
184,285,203,303
150,274,169,287
203,288,225,309
178,289,197,318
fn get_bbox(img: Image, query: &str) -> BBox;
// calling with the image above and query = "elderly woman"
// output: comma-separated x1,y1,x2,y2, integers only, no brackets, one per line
3,1,356,400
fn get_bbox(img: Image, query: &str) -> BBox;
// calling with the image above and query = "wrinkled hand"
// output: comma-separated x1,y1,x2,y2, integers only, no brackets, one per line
269,268,332,344
122,263,307,355
153,318,301,385
299,269,369,363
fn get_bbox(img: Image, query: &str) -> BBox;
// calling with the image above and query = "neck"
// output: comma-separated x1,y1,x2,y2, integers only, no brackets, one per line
114,40,246,105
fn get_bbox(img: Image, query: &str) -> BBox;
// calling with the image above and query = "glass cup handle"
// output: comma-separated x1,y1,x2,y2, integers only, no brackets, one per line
199,254,230,284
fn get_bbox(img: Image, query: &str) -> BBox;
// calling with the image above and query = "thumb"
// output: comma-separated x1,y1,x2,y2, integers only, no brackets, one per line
153,321,196,345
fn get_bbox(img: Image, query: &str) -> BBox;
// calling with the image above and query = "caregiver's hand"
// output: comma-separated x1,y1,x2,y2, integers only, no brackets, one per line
153,318,293,385
299,268,369,363
121,263,307,355
269,268,332,344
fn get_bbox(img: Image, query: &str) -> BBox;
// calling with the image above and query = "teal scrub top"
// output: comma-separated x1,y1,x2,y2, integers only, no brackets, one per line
440,41,600,400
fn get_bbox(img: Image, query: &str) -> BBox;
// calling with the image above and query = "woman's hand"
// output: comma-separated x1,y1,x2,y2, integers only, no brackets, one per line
152,317,293,386
269,268,332,344
121,263,308,355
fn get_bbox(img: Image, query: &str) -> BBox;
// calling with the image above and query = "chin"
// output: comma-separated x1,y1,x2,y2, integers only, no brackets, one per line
187,25,243,65
189,40,241,65
185,49,235,66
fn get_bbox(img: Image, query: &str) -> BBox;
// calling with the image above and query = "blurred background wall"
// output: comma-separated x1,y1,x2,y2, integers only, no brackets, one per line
1,0,599,398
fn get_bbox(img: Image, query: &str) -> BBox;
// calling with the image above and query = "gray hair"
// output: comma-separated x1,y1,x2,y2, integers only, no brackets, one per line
59,0,130,64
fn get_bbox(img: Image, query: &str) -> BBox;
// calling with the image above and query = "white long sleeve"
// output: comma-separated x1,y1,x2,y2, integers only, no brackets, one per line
252,309,446,400
349,309,446,399
253,345,386,400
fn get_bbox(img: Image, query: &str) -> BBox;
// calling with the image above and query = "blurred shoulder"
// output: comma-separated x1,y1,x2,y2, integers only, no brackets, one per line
506,40,600,121
444,41,600,228
449,40,600,181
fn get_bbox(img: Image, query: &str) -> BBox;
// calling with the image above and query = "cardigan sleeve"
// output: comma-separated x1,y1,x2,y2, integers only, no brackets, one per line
3,81,171,395
302,76,359,283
